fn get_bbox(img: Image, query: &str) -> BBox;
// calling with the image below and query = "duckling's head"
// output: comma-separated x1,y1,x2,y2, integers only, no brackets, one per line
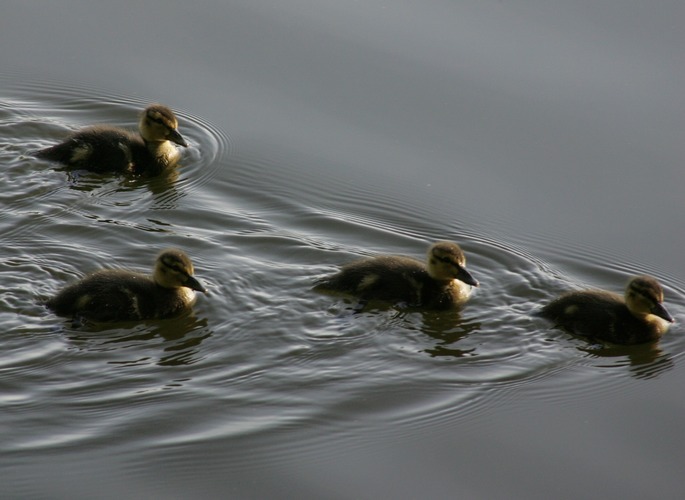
625,275,673,322
153,248,207,293
139,104,188,147
426,241,479,286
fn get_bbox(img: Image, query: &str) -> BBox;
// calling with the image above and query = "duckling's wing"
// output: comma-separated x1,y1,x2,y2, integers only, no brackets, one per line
316,256,426,305
540,291,625,339
35,138,81,163
37,126,141,173
47,271,155,322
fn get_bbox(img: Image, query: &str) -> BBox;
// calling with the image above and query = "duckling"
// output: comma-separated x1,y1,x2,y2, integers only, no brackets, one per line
538,275,674,344
46,248,207,323
314,241,479,309
35,104,188,175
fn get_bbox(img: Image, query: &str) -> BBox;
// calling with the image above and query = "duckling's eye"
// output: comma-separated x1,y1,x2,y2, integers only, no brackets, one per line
631,290,657,308
435,255,464,267
161,258,187,275
644,294,659,307
146,112,170,128
149,117,164,127
170,265,190,277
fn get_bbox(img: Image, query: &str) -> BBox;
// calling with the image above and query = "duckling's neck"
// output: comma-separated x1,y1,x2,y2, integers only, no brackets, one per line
640,312,671,333
448,279,472,301
145,139,181,166
625,304,670,336
153,277,197,305
177,286,197,306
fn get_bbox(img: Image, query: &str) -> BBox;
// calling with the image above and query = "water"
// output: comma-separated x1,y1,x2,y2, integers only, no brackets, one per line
2,1,685,498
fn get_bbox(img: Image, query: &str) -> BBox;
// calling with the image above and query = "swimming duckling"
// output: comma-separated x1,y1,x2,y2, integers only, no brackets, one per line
36,104,188,175
538,275,674,344
314,241,479,309
46,248,207,323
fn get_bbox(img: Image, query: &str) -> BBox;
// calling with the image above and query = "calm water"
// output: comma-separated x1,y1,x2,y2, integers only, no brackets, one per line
2,1,685,498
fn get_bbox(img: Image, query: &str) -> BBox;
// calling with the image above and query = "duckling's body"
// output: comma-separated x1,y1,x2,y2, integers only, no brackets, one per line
36,104,188,175
46,249,207,323
315,241,479,309
538,275,674,344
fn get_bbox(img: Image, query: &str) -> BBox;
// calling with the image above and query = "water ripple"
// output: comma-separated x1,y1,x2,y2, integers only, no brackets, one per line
2,76,232,209
1,74,684,473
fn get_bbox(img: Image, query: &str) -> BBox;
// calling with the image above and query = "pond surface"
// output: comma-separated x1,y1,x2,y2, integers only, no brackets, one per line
2,1,685,498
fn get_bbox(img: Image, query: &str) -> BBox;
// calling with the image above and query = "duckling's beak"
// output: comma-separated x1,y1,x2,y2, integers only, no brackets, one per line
652,302,674,323
169,129,189,148
456,266,479,287
185,275,208,294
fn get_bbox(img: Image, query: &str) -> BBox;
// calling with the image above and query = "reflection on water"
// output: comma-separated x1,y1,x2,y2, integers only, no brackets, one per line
2,81,683,493
60,165,183,203
61,313,212,367
580,343,674,380
421,311,482,358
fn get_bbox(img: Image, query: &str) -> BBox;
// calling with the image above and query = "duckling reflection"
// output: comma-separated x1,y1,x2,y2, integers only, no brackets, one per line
314,241,479,309
538,275,674,345
46,248,207,323
420,309,482,358
578,342,673,380
36,104,188,175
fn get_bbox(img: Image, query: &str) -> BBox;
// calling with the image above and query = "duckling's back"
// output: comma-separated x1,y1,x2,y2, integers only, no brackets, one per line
47,270,193,322
315,256,460,308
539,290,661,344
36,126,145,173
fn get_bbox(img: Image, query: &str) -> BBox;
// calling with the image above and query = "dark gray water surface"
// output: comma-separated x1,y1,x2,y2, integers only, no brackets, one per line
2,1,684,498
